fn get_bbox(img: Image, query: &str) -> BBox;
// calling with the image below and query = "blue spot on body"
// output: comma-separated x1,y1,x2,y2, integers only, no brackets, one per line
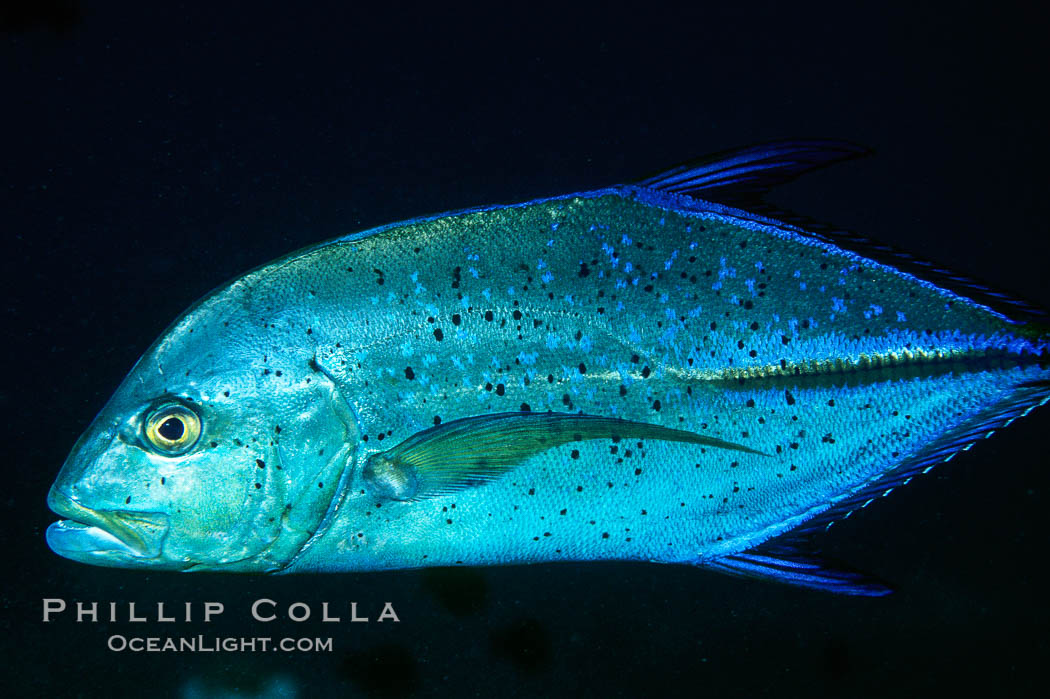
517,351,539,365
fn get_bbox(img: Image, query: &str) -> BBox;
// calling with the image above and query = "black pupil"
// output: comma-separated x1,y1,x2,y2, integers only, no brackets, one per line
158,416,185,441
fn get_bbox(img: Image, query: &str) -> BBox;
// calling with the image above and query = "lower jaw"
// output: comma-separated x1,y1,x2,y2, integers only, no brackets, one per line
45,520,165,568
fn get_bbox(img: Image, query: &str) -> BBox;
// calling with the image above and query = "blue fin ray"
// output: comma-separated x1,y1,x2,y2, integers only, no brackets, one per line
637,139,870,201
638,139,1049,323
704,546,892,597
788,380,1050,539
704,380,1050,596
797,222,1050,323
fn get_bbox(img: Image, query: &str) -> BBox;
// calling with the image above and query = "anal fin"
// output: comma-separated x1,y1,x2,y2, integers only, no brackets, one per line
704,543,892,597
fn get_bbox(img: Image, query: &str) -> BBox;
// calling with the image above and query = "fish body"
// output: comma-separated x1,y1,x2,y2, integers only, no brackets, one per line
47,142,1050,594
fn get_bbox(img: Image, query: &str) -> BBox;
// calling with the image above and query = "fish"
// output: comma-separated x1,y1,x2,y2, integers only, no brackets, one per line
46,140,1050,595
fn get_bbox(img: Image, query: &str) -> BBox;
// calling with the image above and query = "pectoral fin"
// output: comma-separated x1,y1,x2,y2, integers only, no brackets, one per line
362,411,764,501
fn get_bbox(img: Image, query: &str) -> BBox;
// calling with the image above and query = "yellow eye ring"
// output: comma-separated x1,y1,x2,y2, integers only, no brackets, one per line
143,403,202,455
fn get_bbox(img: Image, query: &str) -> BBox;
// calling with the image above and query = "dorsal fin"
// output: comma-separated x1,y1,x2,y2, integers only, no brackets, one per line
737,199,1050,323
638,140,1049,324
636,139,871,203
809,223,1050,324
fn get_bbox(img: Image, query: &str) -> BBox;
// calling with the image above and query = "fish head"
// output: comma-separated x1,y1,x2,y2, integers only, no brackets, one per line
46,287,358,572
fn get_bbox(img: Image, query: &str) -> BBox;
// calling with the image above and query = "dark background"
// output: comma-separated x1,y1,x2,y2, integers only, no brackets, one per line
3,2,1049,697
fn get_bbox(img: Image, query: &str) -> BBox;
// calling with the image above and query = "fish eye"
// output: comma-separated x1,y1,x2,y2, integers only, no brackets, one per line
143,403,202,456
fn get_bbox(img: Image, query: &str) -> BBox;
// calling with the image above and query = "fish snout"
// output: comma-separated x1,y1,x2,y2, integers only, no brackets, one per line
46,486,170,560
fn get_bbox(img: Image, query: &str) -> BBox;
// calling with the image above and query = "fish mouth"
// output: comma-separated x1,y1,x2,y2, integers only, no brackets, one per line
46,487,170,561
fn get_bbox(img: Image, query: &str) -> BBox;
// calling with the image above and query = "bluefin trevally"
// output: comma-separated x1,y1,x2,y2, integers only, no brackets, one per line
46,141,1050,595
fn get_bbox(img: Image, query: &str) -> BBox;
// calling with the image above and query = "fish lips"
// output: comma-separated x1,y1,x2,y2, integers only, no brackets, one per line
46,487,171,565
